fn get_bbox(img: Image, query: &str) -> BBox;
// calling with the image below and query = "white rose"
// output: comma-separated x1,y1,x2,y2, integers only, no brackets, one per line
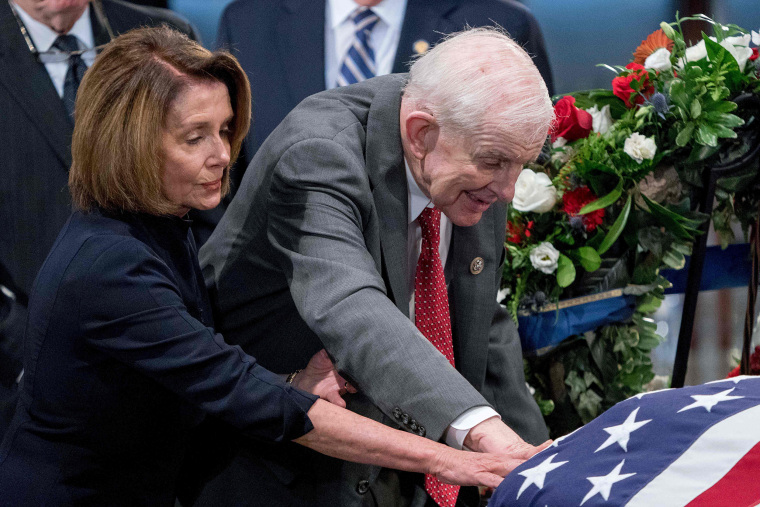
530,242,560,274
684,40,707,62
512,169,558,213
644,47,672,71
720,35,753,71
624,133,657,164
752,30,760,46
585,104,614,135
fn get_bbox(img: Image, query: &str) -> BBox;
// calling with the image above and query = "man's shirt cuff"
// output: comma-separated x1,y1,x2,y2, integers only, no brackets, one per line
445,406,500,449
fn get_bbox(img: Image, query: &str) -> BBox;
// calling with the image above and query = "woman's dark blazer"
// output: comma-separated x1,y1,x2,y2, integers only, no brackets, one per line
0,209,317,506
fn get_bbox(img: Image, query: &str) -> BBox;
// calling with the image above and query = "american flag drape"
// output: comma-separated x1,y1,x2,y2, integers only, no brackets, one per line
491,376,760,506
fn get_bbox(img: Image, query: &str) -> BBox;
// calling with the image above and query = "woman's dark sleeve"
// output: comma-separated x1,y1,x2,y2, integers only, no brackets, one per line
77,237,318,443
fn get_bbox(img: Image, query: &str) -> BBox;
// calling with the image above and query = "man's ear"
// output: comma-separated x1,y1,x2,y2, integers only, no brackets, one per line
403,111,438,160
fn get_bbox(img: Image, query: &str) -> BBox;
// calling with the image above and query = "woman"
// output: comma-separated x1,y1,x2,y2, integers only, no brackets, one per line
0,27,535,505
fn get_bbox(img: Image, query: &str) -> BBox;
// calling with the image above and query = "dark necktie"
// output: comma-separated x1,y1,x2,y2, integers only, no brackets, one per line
414,207,460,507
53,34,87,119
336,7,380,87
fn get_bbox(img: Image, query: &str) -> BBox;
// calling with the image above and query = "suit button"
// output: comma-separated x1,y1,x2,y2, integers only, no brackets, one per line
392,407,402,419
470,257,484,275
410,419,418,431
417,425,426,437
356,480,370,495
401,414,409,425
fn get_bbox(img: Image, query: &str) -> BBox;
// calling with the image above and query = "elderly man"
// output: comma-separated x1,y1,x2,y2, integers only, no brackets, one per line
191,28,553,507
0,0,199,439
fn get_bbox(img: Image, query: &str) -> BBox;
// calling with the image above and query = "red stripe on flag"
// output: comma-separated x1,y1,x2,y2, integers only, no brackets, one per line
686,441,760,507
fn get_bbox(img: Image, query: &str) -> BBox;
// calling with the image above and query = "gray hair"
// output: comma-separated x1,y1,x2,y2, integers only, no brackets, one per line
403,27,553,145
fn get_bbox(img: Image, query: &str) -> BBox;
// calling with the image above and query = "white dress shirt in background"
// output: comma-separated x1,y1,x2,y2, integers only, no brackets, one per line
325,0,408,89
13,2,95,99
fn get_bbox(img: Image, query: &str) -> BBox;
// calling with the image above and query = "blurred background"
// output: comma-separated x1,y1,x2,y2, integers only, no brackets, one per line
132,0,760,386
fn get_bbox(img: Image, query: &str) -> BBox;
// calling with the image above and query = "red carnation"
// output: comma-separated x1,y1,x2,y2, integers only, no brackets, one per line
551,96,593,143
612,63,655,108
750,47,759,62
562,186,605,232
506,221,523,244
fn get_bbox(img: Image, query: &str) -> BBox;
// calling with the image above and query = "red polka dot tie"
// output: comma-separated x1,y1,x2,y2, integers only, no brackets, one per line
415,207,459,507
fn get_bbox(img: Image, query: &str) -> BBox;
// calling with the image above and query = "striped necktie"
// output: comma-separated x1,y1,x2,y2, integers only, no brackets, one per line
336,7,380,87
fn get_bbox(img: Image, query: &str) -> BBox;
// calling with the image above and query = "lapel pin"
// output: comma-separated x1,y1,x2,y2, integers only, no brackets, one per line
413,39,429,55
470,257,484,275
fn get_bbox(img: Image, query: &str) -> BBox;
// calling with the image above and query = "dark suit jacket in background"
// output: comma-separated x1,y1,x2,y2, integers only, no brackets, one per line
0,0,204,441
216,0,555,180
0,209,317,506
188,74,547,506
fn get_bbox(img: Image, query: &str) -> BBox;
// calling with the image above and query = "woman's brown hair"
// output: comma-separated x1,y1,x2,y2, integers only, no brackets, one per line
69,25,251,215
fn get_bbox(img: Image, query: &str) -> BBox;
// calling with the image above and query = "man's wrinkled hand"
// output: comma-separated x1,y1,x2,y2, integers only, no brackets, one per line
463,417,551,471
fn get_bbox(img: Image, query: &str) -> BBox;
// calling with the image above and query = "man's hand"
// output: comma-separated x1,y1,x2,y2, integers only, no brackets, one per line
291,349,357,408
463,416,551,471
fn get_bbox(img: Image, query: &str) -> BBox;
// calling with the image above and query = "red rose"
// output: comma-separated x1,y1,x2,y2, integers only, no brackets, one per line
551,96,593,143
562,186,605,232
612,63,654,108
750,47,759,62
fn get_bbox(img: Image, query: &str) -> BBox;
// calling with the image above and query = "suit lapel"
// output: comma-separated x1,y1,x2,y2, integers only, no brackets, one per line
366,76,409,316
448,208,498,387
277,0,326,105
0,2,72,169
392,0,457,73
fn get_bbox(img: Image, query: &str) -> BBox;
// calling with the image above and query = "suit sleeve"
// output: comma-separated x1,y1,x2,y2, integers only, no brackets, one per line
77,237,317,444
266,135,491,441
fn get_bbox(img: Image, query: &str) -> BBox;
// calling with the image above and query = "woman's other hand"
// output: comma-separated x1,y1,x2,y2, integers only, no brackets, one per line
292,349,357,408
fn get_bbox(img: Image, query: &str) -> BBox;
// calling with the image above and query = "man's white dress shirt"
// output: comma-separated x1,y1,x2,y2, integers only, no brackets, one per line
325,0,407,89
13,2,95,98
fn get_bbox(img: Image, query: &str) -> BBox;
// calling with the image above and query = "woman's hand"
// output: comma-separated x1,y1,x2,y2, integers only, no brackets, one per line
291,349,357,408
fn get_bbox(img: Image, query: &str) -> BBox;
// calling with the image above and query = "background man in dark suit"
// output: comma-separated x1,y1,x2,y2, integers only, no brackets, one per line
216,0,554,185
0,0,199,439
191,28,553,506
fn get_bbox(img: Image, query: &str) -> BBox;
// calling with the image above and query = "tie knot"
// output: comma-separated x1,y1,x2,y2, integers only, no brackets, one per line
352,7,379,32
53,34,80,53
419,207,441,244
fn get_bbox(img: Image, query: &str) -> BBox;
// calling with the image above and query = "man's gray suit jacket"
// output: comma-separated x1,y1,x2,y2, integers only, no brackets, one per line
192,73,547,506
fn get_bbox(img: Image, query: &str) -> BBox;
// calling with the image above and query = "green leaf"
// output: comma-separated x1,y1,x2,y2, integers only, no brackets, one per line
668,79,689,110
641,195,699,241
569,246,602,272
557,254,576,288
579,178,623,215
690,99,702,119
676,122,695,147
695,124,719,147
663,248,686,269
598,194,632,255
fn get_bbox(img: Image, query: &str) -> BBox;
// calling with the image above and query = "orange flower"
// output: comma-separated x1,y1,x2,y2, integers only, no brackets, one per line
632,29,674,65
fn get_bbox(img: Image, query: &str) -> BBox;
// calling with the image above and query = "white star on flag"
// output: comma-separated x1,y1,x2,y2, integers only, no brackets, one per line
580,460,636,505
515,453,568,499
677,388,744,413
595,407,652,453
